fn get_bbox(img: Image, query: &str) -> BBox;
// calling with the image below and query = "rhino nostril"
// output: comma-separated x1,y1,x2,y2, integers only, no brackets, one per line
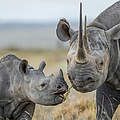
86,77,93,82
57,85,62,89
40,83,46,88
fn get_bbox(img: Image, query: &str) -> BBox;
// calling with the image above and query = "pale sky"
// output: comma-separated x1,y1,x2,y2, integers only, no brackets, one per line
0,0,118,22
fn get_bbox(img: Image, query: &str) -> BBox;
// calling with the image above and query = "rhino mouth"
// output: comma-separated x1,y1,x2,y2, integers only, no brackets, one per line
54,90,67,96
75,78,95,88
52,90,68,100
68,73,96,88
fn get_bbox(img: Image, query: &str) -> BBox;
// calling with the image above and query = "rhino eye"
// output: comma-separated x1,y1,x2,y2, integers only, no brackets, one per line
38,83,47,90
100,61,104,66
96,59,104,72
99,60,104,67
41,83,46,88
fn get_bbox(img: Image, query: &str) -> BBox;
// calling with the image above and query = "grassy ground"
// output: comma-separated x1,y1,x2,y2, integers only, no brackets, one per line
0,48,120,120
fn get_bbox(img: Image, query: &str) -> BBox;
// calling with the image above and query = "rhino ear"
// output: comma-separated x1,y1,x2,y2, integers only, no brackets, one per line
106,24,120,40
56,18,74,42
19,59,28,74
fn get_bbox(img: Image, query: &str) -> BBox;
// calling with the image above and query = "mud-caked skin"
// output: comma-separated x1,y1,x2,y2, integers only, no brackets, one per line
56,1,120,119
0,55,68,120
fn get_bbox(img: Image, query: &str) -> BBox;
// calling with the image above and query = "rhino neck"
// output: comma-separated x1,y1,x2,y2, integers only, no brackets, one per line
88,21,107,30
107,59,120,90
10,59,30,102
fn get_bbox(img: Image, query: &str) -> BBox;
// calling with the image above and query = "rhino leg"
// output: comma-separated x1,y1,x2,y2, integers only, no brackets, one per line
96,83,120,120
11,102,35,120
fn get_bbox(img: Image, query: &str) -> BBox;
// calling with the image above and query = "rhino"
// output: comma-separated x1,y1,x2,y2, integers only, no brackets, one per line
56,1,120,120
0,54,68,120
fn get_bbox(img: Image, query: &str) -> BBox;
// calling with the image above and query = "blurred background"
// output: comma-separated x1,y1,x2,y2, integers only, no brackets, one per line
0,0,120,119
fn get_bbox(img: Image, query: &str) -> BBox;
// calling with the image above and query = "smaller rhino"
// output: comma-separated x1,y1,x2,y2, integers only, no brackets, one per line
0,55,68,120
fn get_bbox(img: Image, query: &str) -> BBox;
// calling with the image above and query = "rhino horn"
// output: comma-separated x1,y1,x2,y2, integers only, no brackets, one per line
56,69,63,78
84,16,87,38
84,16,91,52
76,3,88,64
39,61,46,71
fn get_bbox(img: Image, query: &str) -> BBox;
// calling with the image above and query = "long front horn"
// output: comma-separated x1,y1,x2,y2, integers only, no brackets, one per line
76,3,88,64
79,2,83,48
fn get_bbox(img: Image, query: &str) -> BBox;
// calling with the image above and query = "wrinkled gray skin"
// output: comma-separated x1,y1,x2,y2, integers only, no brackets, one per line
0,55,68,120
56,1,120,120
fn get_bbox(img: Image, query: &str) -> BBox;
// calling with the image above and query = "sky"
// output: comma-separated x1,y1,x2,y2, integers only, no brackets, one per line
0,0,118,23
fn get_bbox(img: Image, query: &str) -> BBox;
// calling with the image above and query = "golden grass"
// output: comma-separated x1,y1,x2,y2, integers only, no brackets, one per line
0,48,120,120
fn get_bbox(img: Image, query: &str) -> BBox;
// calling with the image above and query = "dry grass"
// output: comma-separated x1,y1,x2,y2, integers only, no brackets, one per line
0,48,120,120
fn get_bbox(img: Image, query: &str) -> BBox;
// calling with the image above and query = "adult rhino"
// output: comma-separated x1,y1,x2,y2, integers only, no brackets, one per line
56,1,120,120
0,54,68,120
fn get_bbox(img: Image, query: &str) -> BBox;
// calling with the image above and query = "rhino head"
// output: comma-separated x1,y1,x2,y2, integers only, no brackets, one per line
19,60,68,105
56,3,120,93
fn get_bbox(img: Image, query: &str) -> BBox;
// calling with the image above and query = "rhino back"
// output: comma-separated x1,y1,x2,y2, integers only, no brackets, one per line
90,1,120,30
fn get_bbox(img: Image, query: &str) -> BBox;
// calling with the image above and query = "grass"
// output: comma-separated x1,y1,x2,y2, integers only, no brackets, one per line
0,48,120,120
